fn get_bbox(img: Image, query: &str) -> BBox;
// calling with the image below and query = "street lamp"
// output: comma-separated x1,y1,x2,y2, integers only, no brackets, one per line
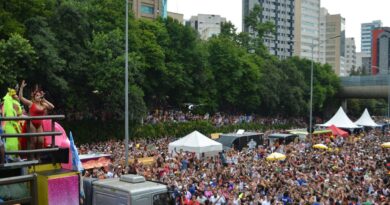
309,35,340,138
125,0,129,169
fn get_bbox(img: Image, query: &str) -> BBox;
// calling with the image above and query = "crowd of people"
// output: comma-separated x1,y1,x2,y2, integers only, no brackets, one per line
80,130,390,204
2,84,390,204
144,110,307,127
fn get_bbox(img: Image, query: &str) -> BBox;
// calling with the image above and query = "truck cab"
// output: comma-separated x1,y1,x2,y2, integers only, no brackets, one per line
91,174,173,205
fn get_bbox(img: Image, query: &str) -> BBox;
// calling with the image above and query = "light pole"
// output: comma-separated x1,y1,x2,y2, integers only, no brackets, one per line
125,0,129,169
309,35,340,138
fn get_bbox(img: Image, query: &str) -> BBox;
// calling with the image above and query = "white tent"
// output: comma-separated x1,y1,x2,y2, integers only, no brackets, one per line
168,130,222,158
318,107,360,129
354,108,380,127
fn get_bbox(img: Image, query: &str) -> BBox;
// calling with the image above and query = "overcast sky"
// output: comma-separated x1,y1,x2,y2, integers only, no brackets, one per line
167,0,390,52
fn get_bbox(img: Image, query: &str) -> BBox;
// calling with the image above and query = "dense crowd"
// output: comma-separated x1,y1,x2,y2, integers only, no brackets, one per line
80,130,390,204
144,110,307,127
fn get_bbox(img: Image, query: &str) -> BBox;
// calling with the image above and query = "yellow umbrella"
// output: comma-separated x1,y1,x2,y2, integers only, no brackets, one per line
266,152,286,161
313,144,328,150
381,142,390,148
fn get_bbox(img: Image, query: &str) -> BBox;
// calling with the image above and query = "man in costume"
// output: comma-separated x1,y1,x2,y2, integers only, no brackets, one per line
2,88,22,160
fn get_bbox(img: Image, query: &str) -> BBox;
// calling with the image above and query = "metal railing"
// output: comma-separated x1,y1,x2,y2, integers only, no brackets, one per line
0,174,38,205
0,115,65,204
340,75,390,86
0,115,65,163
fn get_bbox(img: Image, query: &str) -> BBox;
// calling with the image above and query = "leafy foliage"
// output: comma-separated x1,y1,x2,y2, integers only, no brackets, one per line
0,1,341,125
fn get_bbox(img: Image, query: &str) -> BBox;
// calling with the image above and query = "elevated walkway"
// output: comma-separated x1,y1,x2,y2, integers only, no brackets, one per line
339,75,390,98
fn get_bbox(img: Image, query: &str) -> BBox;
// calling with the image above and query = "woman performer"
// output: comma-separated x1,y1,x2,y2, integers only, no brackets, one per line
19,80,54,149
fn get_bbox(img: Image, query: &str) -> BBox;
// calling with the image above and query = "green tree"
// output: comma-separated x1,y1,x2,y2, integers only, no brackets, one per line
24,17,67,98
135,19,169,108
0,33,36,87
243,4,275,55
49,2,91,111
0,0,55,38
87,29,146,120
207,36,262,112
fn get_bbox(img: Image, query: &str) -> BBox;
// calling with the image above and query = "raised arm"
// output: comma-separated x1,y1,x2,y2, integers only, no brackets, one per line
19,80,32,107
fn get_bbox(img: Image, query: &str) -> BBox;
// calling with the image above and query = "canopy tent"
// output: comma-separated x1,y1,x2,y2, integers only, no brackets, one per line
318,107,360,129
354,108,380,127
79,154,112,170
328,124,349,137
168,130,222,158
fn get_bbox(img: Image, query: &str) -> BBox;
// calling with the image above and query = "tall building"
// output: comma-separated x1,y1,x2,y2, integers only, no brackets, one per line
372,27,390,75
325,14,346,76
318,8,328,64
294,0,320,61
189,14,226,40
242,0,295,59
361,20,382,54
131,0,167,19
345,37,356,75
356,52,371,75
168,12,184,24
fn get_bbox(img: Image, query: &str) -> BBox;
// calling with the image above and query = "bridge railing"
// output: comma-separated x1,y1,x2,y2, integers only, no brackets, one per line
340,75,390,86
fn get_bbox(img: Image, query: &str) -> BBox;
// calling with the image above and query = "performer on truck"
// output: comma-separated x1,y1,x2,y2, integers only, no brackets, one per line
2,88,23,161
19,80,54,149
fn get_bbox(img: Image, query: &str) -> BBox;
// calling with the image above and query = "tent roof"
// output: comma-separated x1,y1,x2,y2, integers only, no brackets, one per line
318,107,360,129
328,124,349,137
354,108,380,127
169,130,222,148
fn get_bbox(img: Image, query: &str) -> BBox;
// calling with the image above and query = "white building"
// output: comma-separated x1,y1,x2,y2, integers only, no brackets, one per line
361,20,382,54
189,14,226,40
345,37,356,75
242,0,295,59
294,0,321,61
356,52,371,75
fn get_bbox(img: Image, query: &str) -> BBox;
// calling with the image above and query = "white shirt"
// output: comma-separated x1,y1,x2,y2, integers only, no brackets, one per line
197,196,207,204
106,171,114,178
232,198,241,205
261,199,271,205
210,195,226,205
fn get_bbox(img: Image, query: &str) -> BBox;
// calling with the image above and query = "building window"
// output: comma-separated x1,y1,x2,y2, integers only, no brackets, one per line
141,5,154,14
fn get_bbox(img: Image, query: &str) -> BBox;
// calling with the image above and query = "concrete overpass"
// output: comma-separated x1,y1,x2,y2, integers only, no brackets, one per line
339,75,390,98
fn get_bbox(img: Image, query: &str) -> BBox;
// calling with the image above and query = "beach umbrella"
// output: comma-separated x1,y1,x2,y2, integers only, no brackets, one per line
266,152,286,161
313,144,328,150
381,142,390,148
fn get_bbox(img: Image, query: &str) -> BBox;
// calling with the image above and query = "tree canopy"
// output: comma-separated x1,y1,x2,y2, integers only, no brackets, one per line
0,1,341,120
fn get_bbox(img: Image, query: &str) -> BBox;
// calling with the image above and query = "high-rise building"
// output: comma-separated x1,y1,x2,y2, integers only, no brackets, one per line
242,0,295,59
168,12,184,24
356,52,371,75
361,20,382,54
189,14,226,40
325,14,346,76
131,0,167,19
372,27,390,75
318,8,328,64
294,0,320,61
345,37,356,75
